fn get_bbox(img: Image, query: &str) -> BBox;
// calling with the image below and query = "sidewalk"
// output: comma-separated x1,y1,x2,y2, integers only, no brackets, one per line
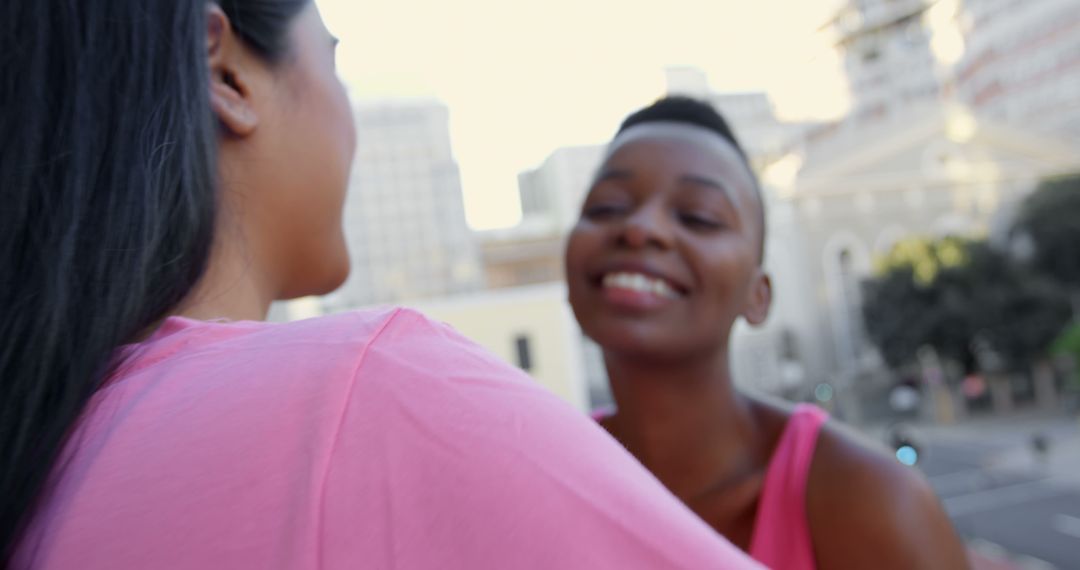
969,540,1054,570
913,412,1080,491
986,422,1080,493
861,411,1080,568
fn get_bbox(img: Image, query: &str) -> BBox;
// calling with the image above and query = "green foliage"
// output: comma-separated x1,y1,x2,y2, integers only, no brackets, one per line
1013,172,1080,291
863,173,1079,379
874,236,970,285
863,238,1071,373
1053,323,1080,356
1052,324,1080,389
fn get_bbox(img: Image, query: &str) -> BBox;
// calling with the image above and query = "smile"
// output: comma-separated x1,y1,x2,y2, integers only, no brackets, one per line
601,272,683,300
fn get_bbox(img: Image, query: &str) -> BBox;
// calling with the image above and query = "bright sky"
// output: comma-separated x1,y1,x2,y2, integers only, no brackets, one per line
317,0,850,229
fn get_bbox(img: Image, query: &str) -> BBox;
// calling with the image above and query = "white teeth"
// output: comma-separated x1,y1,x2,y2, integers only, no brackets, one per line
602,272,680,299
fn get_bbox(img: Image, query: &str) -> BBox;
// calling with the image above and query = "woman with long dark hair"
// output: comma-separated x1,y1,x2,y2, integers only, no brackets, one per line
0,2,759,567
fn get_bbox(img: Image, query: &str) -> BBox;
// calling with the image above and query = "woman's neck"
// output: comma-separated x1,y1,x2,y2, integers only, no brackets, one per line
175,232,276,323
603,349,762,501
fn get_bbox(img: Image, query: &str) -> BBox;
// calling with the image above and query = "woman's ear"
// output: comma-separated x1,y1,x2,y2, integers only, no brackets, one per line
207,5,258,137
742,270,773,326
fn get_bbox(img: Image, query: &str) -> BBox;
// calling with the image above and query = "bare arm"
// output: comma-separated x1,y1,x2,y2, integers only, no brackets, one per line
808,425,971,569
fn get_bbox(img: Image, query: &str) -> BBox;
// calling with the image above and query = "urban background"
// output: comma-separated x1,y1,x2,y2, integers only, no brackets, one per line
277,0,1080,566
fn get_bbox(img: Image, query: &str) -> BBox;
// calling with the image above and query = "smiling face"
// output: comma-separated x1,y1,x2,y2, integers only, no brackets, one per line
565,122,771,361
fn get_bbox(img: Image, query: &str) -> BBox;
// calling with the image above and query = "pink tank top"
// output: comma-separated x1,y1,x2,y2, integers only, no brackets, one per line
592,403,828,568
748,403,828,570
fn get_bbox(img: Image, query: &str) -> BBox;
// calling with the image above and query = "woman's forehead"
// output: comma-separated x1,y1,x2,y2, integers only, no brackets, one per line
601,123,757,193
609,122,741,158
596,121,767,247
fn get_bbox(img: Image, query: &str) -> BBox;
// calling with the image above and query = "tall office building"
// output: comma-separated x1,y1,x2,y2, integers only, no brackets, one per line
822,0,945,124
665,67,816,164
822,0,1080,140
952,0,1080,142
322,100,483,311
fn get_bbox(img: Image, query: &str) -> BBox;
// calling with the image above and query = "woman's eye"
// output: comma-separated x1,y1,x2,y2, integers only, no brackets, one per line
678,212,722,230
583,204,628,220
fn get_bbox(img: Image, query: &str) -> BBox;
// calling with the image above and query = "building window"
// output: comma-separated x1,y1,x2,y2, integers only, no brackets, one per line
514,334,533,372
837,249,867,359
823,233,872,371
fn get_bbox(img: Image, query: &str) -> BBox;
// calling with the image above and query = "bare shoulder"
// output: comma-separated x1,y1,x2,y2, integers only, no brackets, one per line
806,420,970,569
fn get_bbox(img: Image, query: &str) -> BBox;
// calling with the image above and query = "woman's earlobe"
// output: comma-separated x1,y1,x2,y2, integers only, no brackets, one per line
206,5,258,137
210,76,258,137
743,273,773,326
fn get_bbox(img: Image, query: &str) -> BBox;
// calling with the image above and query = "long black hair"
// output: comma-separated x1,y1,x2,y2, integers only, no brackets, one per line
0,0,308,559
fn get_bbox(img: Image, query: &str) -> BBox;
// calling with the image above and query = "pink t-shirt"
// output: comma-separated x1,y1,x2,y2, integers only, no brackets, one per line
14,308,759,569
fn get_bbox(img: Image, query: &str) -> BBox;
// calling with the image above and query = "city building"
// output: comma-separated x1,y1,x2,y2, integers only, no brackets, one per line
821,0,1080,141
517,145,606,234
406,283,590,411
478,223,565,290
474,145,605,292
952,0,1080,143
321,100,483,312
760,106,1080,418
821,0,945,126
665,67,817,165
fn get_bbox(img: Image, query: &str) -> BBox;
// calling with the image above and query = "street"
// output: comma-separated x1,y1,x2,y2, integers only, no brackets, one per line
913,417,1080,569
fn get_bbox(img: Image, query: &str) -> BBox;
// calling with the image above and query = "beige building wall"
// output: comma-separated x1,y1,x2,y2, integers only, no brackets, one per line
407,283,589,411
478,225,565,290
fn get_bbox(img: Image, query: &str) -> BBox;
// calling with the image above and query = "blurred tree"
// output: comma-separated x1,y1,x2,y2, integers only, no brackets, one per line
961,243,1072,372
1052,323,1080,390
863,237,978,372
1012,172,1080,310
863,237,1072,413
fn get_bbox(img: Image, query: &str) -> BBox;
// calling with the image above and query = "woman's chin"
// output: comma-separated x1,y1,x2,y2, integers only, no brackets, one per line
587,320,722,365
319,256,351,295
281,255,351,300
586,327,672,360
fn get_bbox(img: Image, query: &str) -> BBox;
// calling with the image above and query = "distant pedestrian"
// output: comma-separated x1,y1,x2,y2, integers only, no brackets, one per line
1031,432,1051,464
